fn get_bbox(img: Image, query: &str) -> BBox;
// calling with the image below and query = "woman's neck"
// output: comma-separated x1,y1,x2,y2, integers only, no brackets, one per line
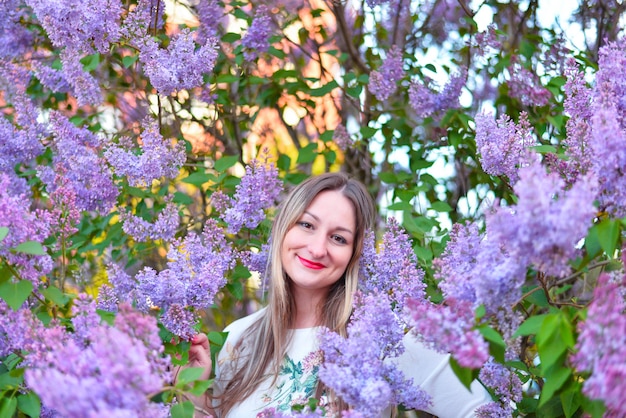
292,288,327,328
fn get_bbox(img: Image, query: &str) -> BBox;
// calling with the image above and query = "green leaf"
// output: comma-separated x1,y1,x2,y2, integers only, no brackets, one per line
595,217,621,257
448,357,479,390
0,227,8,242
122,55,139,68
513,314,548,337
296,143,318,164
181,172,212,187
0,265,13,285
41,285,70,307
170,400,195,418
430,201,452,212
13,241,46,255
176,367,206,386
0,280,34,310
17,392,41,418
530,144,557,154
387,201,413,211
188,379,213,396
173,191,194,206
360,126,377,139
308,80,338,97
79,53,100,72
221,32,241,43
277,154,291,171
560,385,582,418
539,367,571,407
536,312,574,372
478,325,506,363
0,396,17,418
0,368,24,390
214,155,240,172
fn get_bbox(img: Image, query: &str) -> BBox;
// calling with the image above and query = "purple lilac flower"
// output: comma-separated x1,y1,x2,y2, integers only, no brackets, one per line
474,112,537,184
507,57,551,107
477,360,522,415
195,0,222,43
0,0,35,58
221,157,283,234
319,292,431,414
366,0,391,7
473,24,501,57
332,124,352,152
48,176,81,240
0,116,44,173
408,69,466,119
71,293,102,347
41,111,118,214
0,301,48,358
369,45,404,102
426,0,466,44
121,201,179,242
359,218,426,312
405,297,489,369
0,174,54,285
241,5,273,60
588,38,626,217
121,0,165,40
571,273,626,417
487,160,597,278
475,402,512,418
25,302,171,418
140,29,218,95
561,58,592,182
105,118,186,187
130,219,234,338
32,61,72,94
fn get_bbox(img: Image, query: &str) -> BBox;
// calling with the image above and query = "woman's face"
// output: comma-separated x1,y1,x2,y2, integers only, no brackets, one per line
280,190,356,294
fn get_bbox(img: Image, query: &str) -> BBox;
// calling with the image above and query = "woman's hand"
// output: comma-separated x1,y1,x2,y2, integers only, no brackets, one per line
187,333,212,381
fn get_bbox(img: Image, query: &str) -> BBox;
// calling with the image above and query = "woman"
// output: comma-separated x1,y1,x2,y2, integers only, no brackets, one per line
187,172,490,417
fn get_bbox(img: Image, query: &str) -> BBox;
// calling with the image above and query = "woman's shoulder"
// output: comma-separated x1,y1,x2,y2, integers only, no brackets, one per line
223,306,267,342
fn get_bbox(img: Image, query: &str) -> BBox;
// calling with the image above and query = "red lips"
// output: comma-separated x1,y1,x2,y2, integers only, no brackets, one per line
297,255,325,270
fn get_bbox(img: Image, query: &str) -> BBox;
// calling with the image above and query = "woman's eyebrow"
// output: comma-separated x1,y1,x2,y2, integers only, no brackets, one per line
303,211,354,236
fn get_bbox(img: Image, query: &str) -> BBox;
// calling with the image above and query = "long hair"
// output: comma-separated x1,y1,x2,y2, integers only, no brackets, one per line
215,172,375,416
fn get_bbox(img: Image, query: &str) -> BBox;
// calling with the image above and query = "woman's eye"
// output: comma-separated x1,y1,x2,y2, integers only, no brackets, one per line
297,221,313,229
332,234,347,244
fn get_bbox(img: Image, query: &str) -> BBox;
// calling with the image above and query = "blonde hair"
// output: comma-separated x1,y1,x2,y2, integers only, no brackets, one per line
215,172,375,416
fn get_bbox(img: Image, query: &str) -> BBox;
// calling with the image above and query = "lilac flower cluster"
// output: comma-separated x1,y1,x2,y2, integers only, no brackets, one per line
571,273,626,417
319,292,431,415
507,57,551,107
433,222,525,315
369,45,404,102
0,115,43,173
405,297,489,369
0,300,47,358
32,61,72,94
25,301,171,418
220,157,283,234
0,0,35,59
473,24,501,57
408,69,466,119
39,112,118,214
120,201,179,242
475,360,522,416
0,174,54,285
474,112,537,184
102,220,235,339
105,118,186,187
140,29,218,95
365,0,391,7
588,38,626,217
487,160,597,278
359,218,426,312
195,0,222,43
332,124,352,152
241,5,273,60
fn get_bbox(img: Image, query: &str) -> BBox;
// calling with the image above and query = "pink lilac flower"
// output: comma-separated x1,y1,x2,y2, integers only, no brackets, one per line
25,302,171,418
221,157,283,234
507,56,551,107
474,111,537,184
140,29,218,95
40,111,118,214
0,174,54,285
241,5,273,60
405,297,489,369
487,160,597,278
319,292,431,414
408,69,466,119
571,273,626,417
588,38,626,217
359,218,426,312
332,124,352,152
120,201,179,242
369,45,404,102
105,118,186,187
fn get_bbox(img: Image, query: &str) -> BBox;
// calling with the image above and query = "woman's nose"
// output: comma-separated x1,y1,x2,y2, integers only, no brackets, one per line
307,233,327,258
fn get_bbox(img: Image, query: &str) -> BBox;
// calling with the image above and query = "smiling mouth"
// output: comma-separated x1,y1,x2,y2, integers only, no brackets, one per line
297,255,325,270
